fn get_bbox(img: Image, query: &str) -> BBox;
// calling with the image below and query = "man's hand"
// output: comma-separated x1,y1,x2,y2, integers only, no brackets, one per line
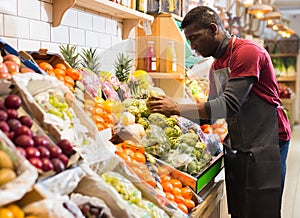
146,95,180,117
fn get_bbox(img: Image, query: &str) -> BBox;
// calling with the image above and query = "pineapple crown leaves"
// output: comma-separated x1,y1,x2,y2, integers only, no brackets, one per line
114,53,133,83
59,44,81,69
80,48,101,73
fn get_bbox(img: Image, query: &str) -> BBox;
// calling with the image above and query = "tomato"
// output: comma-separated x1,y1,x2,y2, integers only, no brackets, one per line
177,203,189,214
181,187,193,200
133,152,146,163
172,187,182,196
170,179,182,189
165,192,175,201
162,181,173,193
184,199,196,211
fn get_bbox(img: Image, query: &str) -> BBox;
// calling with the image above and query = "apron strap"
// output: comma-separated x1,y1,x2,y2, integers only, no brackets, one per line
227,35,237,71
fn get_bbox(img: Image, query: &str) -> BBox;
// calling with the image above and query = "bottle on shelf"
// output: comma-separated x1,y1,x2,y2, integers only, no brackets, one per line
166,40,177,73
145,41,157,72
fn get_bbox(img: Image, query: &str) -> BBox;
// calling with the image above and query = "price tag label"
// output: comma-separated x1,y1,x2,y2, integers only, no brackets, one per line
144,20,152,35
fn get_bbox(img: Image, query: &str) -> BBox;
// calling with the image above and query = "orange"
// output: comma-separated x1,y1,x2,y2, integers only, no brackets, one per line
165,192,175,201
160,175,172,183
47,70,56,77
65,83,75,92
6,204,24,218
170,179,182,189
162,181,173,193
115,145,124,155
133,152,146,163
181,187,193,200
158,166,170,176
55,63,67,71
54,68,65,77
39,62,53,72
177,203,188,214
123,148,134,157
103,100,114,113
64,76,75,87
168,200,178,207
173,187,182,196
184,199,196,211
174,195,186,204
96,123,105,131
66,68,81,80
56,74,65,82
0,208,14,218
93,107,104,116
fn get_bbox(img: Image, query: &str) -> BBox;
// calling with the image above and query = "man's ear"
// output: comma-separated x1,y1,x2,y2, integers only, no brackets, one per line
208,23,218,34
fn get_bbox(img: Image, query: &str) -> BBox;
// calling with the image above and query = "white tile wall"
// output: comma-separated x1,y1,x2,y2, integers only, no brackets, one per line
0,15,3,36
85,31,99,47
62,9,77,27
78,11,93,31
18,0,41,20
70,27,85,46
4,15,30,39
18,38,40,51
51,25,69,44
0,0,17,15
40,1,52,23
0,0,135,71
30,20,50,41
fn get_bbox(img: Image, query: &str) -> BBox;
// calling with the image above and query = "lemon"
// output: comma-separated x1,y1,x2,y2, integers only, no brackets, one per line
0,208,14,218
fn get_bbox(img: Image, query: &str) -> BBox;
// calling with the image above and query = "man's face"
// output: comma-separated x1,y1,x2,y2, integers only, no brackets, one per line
184,23,217,58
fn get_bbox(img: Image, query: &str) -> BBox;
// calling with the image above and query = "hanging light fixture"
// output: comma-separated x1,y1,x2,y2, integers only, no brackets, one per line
247,0,273,19
259,11,282,21
271,22,284,31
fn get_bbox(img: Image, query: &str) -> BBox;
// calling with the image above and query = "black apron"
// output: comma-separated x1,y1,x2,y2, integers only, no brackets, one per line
213,36,281,218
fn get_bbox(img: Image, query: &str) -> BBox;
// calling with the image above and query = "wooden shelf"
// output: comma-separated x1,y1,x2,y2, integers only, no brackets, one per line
270,53,298,58
148,72,185,79
52,0,154,39
277,76,297,82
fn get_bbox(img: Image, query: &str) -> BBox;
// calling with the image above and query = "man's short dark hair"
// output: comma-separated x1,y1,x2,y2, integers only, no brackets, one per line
181,6,224,30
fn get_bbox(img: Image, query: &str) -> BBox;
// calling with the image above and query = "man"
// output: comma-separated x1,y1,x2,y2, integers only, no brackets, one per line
147,6,291,218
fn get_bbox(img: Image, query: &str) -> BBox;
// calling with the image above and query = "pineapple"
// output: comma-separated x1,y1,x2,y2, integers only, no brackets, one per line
59,44,81,68
114,53,132,83
80,48,101,72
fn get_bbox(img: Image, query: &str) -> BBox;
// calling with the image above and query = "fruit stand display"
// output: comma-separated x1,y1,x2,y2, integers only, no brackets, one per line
0,38,226,217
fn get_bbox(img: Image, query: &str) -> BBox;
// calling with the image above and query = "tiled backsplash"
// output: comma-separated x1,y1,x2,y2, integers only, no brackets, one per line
0,0,136,72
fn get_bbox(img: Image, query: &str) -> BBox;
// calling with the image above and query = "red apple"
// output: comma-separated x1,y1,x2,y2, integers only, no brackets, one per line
48,144,62,158
14,125,32,138
0,72,11,79
41,158,54,171
6,131,14,140
37,146,50,158
14,135,34,147
7,119,22,131
19,115,33,128
51,158,65,172
5,109,18,119
58,154,69,167
4,94,22,109
0,121,10,132
58,139,75,156
25,147,41,158
0,62,9,74
3,54,21,66
33,135,50,148
4,61,19,74
16,146,26,157
0,110,8,121
29,157,43,169
0,99,4,109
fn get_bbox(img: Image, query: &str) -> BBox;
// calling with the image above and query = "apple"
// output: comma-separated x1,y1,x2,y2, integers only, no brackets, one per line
7,119,22,131
4,94,22,109
51,158,65,172
41,158,54,171
16,146,26,157
0,110,8,121
0,121,10,132
6,131,15,140
19,115,33,128
14,125,32,138
25,147,41,158
29,157,43,169
58,139,75,156
0,99,4,109
3,54,21,66
58,154,69,167
0,72,12,79
48,144,62,158
20,67,35,73
14,135,34,147
5,109,18,119
33,135,50,148
4,61,19,74
37,146,50,158
0,62,9,74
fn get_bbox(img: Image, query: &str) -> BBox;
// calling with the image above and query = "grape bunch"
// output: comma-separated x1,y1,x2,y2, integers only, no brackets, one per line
78,202,110,218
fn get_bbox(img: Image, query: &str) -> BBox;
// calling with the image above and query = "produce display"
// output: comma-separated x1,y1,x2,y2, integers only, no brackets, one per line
278,82,294,99
0,40,226,218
